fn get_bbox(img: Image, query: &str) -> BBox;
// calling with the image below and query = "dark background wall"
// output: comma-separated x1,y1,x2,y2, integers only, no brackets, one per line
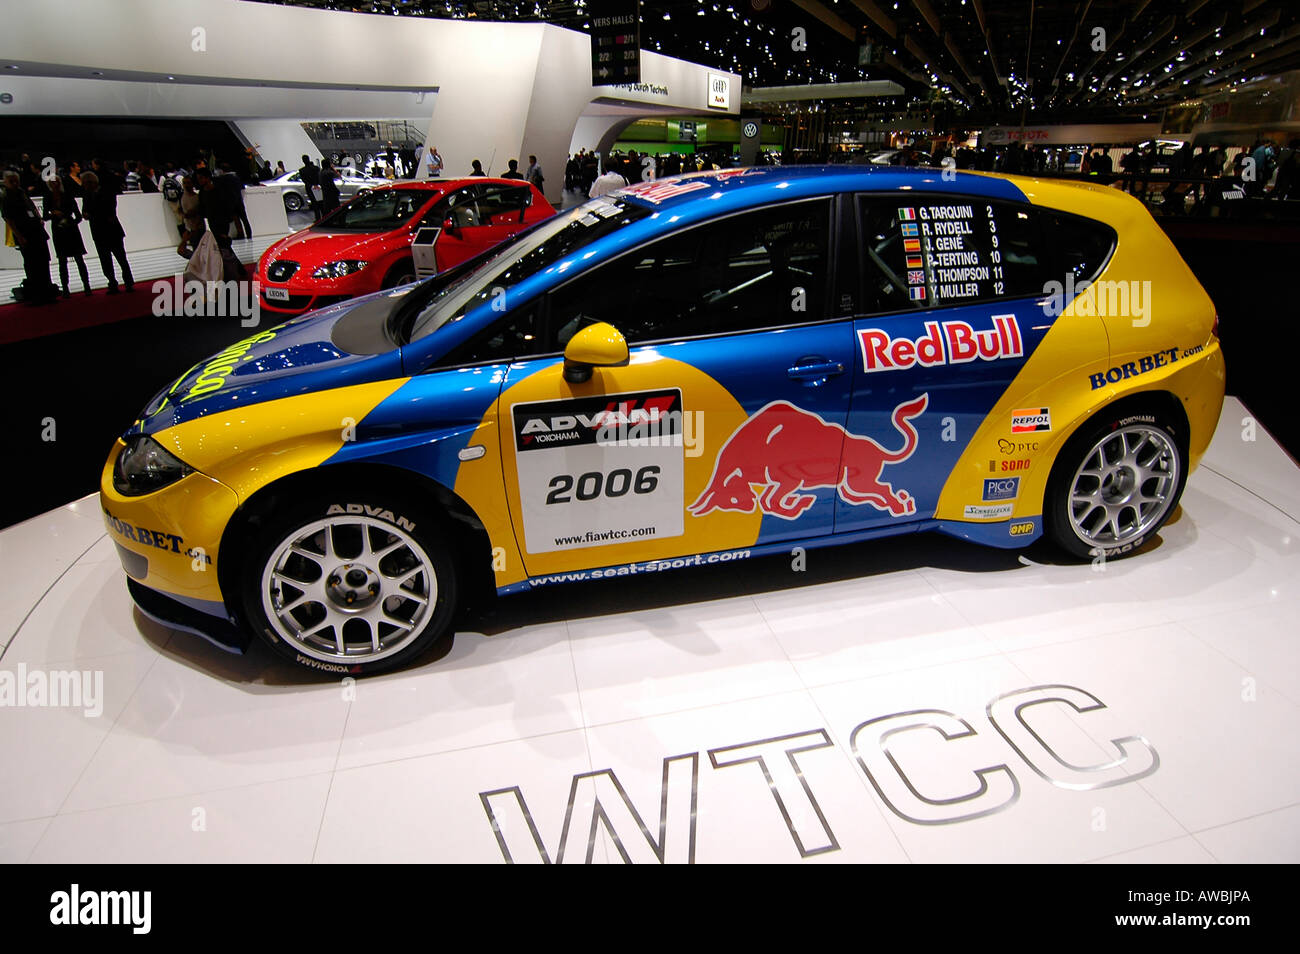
1,117,248,171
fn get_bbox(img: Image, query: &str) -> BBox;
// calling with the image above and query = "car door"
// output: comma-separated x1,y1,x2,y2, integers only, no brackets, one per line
430,185,504,270
492,196,860,577
835,193,1049,535
474,183,536,245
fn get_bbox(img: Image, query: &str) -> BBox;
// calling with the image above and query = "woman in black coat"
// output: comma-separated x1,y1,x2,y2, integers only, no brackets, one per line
43,175,91,297
80,170,134,293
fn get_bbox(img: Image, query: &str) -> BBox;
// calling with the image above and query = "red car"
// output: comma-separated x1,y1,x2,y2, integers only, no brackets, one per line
256,178,554,316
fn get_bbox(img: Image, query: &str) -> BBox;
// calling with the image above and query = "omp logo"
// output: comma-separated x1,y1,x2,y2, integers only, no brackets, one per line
1010,408,1051,433
325,504,415,531
1009,521,1034,536
859,315,1022,373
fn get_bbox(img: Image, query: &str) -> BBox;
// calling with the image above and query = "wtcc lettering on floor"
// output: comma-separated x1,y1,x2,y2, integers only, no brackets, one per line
479,684,1157,863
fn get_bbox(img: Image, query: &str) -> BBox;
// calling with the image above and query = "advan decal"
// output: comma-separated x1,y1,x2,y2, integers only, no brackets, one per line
689,394,929,520
511,389,685,554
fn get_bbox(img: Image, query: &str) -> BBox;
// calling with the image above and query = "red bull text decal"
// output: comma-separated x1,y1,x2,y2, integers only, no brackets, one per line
689,395,929,521
858,315,1022,374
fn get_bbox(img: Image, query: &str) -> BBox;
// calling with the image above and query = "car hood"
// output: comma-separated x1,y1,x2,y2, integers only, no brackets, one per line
261,227,409,273
131,289,410,436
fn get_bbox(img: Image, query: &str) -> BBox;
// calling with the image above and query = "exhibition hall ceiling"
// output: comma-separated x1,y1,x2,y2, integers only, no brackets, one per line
249,0,1300,122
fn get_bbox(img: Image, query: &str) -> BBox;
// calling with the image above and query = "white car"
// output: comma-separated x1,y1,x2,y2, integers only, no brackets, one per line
267,167,390,212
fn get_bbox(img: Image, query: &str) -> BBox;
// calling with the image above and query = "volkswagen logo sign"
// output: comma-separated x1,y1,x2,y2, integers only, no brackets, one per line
743,121,759,139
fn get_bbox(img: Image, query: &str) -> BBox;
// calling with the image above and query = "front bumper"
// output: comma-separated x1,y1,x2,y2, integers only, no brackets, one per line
101,439,242,627
126,578,250,654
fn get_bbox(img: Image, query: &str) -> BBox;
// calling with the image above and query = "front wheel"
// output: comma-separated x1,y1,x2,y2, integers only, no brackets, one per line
381,258,416,289
242,493,459,675
284,191,303,212
1045,412,1186,561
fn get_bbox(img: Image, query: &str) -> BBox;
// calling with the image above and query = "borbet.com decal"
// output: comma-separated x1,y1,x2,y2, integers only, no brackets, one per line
510,389,686,554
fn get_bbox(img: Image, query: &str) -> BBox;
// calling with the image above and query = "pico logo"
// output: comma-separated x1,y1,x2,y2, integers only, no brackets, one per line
983,477,1020,502
859,315,1022,374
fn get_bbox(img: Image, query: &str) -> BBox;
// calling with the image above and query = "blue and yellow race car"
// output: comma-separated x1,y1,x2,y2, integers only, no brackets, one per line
101,166,1225,675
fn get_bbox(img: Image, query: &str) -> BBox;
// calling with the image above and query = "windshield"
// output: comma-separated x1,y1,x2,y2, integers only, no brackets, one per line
315,188,429,232
406,196,651,342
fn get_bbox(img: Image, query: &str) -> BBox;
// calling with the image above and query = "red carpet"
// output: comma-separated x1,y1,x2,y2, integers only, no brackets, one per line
0,284,164,346
0,273,255,346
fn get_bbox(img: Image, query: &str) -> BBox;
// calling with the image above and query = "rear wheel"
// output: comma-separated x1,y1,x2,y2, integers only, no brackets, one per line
242,492,458,675
1045,411,1186,560
283,191,303,212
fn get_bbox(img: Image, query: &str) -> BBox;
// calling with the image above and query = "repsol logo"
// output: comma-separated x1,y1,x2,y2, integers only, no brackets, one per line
1088,347,1181,390
326,504,415,531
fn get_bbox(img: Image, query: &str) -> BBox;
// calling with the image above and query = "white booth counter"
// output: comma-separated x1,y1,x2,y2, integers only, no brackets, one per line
1,186,291,270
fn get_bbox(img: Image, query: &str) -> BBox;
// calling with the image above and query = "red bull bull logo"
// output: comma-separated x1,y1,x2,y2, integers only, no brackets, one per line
689,394,929,520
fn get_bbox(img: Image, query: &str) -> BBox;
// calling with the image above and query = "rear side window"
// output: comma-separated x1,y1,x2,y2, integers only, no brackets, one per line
1036,210,1116,285
857,195,1043,313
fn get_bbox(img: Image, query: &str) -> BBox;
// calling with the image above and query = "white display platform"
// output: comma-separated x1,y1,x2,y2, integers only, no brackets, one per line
0,188,290,287
1,397,1296,864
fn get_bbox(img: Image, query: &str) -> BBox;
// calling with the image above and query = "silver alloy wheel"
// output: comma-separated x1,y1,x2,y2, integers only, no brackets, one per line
261,515,435,664
1068,424,1179,551
284,191,303,211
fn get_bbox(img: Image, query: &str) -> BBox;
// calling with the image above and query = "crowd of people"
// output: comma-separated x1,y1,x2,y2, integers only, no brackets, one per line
0,144,364,305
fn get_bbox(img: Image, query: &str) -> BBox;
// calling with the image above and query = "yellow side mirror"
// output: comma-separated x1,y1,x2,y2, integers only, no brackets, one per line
563,322,629,383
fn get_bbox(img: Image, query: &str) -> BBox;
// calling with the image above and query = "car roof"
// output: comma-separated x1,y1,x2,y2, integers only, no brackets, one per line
611,165,1034,214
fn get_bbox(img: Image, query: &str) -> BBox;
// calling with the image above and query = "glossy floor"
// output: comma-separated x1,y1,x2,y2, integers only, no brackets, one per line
1,398,1296,863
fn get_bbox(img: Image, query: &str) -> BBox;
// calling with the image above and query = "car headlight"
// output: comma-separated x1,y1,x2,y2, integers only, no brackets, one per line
113,436,193,496
311,260,368,279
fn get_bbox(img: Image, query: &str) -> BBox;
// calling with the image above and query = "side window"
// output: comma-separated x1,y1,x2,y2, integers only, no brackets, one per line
1037,210,1115,285
435,302,542,367
857,195,1043,313
549,198,832,347
477,185,532,226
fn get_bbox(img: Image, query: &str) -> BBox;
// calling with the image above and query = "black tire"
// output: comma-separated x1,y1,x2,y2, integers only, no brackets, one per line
284,192,303,212
382,258,416,289
240,488,459,676
1045,408,1187,561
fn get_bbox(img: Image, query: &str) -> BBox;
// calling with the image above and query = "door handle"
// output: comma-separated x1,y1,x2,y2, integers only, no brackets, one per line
787,357,845,384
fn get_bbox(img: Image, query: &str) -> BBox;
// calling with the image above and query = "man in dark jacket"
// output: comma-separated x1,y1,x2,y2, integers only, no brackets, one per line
3,170,58,304
217,161,252,238
299,154,322,220
319,160,341,215
79,170,134,294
